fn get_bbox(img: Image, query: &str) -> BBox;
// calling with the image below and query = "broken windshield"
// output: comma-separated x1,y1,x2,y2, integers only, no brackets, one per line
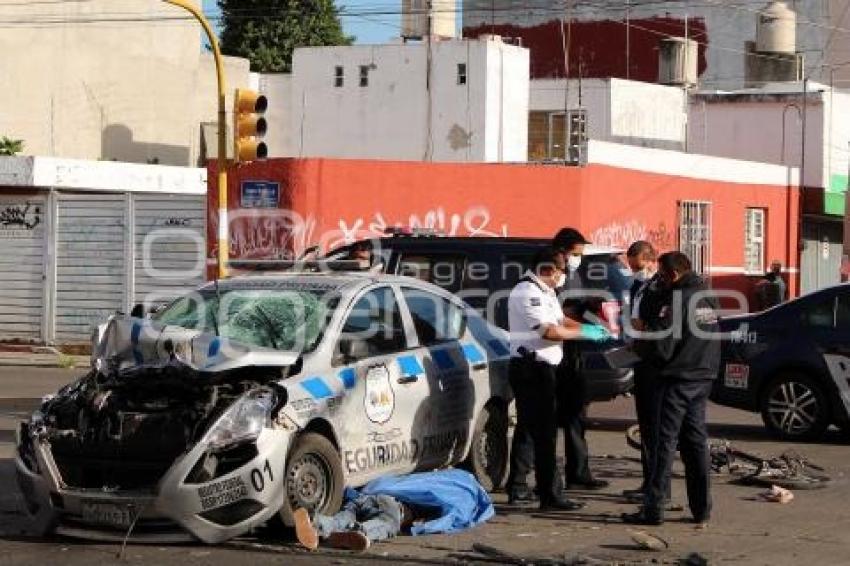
152,289,338,352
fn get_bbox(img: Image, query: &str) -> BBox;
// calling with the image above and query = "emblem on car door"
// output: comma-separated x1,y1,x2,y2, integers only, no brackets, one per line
365,364,395,424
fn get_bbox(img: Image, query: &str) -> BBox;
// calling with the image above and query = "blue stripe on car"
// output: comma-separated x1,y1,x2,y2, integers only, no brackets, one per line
462,344,486,364
338,368,357,389
431,349,455,370
301,377,334,399
397,355,424,376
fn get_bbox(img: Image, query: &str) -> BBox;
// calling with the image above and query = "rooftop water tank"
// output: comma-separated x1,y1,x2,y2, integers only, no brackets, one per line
756,1,796,54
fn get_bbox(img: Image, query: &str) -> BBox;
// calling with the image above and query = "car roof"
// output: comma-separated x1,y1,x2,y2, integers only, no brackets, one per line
334,236,624,256
201,271,448,293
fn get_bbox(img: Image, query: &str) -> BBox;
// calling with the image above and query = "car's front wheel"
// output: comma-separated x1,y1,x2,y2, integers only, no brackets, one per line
761,373,830,441
278,432,344,526
464,402,509,491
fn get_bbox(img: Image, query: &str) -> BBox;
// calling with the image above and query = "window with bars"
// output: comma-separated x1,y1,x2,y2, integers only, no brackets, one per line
744,208,766,275
678,201,712,275
359,65,369,87
334,66,344,87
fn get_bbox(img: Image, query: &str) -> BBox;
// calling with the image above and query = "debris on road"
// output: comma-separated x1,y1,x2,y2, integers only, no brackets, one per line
758,485,794,504
628,530,668,551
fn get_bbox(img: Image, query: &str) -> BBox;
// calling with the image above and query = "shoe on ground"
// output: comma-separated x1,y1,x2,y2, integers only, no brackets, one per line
539,497,585,511
293,508,319,551
326,530,371,552
621,510,663,526
507,486,538,504
565,478,609,491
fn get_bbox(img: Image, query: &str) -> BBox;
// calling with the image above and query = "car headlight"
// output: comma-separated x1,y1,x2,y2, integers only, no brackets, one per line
202,388,277,451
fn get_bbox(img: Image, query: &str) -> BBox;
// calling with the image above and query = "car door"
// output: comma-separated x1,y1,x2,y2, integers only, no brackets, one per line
814,289,850,419
398,285,479,470
331,285,427,485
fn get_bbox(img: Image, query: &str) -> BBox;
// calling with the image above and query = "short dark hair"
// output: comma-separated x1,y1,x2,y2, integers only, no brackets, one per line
626,240,656,259
658,251,692,274
531,246,564,274
552,227,590,252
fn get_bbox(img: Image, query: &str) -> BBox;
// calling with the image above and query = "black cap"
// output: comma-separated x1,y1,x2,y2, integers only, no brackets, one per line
552,227,591,252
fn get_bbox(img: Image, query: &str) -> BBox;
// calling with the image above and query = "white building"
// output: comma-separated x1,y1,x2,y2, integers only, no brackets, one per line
528,78,687,160
264,36,530,162
688,81,848,292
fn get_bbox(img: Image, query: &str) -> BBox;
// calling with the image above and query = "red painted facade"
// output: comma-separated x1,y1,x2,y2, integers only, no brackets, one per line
208,158,799,306
463,18,708,82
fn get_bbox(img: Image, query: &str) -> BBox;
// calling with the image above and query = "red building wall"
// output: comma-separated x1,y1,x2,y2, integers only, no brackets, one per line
208,158,799,305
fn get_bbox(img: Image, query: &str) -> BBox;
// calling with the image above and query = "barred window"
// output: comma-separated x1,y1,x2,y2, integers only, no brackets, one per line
678,201,712,275
744,208,766,274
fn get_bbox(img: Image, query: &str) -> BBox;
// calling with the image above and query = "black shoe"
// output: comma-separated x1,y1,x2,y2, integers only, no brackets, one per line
565,478,609,491
539,497,585,512
621,510,663,526
507,486,537,504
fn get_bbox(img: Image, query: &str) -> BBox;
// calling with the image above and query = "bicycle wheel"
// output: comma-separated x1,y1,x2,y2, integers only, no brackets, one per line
626,423,642,451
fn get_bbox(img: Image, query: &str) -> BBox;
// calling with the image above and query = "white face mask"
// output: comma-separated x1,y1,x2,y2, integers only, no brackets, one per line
567,255,582,272
633,268,649,282
556,273,567,288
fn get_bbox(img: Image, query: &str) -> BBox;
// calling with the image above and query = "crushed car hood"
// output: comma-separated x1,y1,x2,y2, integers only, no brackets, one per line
91,316,300,375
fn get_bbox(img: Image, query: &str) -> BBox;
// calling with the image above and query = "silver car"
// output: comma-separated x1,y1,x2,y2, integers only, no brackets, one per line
15,271,512,543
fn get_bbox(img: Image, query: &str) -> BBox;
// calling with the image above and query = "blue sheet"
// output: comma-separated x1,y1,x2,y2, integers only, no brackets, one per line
345,469,494,536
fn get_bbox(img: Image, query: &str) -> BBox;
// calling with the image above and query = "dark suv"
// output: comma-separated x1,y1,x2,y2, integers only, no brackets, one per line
326,234,634,402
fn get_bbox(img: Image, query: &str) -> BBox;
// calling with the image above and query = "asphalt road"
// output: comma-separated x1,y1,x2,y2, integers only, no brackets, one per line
2,367,850,565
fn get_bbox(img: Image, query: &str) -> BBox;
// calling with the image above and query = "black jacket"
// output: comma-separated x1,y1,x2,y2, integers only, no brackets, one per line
635,272,720,381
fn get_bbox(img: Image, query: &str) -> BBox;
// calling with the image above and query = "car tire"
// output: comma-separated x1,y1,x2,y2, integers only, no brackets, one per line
277,432,344,527
464,402,509,491
760,373,831,441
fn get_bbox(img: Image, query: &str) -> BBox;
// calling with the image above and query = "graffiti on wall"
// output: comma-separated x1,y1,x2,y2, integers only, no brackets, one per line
215,206,509,259
590,220,674,251
0,203,42,235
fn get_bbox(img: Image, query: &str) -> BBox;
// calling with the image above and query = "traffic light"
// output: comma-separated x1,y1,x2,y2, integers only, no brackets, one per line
233,88,268,163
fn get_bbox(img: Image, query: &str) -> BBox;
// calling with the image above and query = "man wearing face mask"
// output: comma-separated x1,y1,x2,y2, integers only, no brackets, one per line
507,247,610,511
552,227,611,491
623,252,720,527
621,241,671,503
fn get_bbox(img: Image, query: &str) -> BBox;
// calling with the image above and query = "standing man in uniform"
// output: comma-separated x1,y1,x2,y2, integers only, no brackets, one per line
552,228,610,491
623,252,720,527
507,247,610,510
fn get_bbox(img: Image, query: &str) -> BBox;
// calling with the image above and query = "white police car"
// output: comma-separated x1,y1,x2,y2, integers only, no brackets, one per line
15,270,511,543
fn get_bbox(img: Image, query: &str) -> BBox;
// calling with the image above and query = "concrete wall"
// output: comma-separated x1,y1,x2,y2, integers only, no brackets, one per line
0,0,251,166
463,0,850,90
529,79,686,150
207,144,800,303
276,38,529,162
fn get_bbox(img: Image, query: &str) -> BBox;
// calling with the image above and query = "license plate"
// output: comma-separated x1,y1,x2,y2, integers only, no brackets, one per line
724,363,749,390
81,501,135,529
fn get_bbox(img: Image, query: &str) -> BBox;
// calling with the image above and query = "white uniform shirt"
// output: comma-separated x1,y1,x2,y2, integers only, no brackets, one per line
508,271,565,366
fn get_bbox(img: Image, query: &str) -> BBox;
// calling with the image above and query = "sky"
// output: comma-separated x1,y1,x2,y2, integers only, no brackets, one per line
201,1,400,45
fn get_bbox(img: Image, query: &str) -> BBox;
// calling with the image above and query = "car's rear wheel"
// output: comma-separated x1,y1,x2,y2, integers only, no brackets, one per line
464,402,509,491
278,432,344,526
760,373,830,441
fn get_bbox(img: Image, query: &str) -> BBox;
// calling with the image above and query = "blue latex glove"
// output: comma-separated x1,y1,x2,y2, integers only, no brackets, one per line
580,324,612,342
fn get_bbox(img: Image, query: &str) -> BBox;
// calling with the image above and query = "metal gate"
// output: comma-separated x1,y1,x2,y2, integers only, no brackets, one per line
801,219,842,294
132,194,205,308
55,193,127,342
0,196,46,342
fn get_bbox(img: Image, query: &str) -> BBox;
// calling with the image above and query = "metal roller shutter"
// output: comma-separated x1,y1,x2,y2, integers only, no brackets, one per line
55,193,127,342
0,197,46,342
133,194,205,308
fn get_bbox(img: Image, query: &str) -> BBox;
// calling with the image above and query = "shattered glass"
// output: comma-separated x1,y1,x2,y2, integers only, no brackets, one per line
154,289,335,352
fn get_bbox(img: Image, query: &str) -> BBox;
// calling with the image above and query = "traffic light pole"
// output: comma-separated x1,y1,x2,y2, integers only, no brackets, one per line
162,0,229,279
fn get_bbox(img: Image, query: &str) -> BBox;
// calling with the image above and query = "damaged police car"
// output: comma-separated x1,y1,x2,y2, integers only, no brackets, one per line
15,270,511,543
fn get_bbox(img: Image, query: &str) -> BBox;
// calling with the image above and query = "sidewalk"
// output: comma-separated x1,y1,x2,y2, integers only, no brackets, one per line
0,348,89,369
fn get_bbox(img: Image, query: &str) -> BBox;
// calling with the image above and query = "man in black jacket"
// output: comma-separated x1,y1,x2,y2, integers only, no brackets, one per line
623,251,720,527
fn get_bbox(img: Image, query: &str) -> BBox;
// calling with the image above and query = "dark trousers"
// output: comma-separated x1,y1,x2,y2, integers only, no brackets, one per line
645,378,713,521
633,363,670,499
508,358,559,503
556,363,592,484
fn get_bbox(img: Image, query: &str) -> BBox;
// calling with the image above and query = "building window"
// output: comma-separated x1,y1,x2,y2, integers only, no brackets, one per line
744,208,766,274
359,65,369,87
678,201,712,275
457,63,467,85
334,66,344,87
